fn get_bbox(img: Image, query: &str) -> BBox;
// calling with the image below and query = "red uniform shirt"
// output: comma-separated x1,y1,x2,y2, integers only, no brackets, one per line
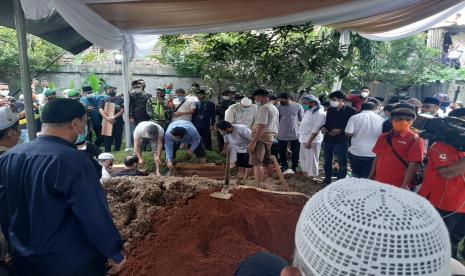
418,142,465,213
347,95,365,111
372,130,425,187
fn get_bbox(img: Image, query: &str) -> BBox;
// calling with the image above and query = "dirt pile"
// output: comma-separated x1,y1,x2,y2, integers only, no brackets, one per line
103,174,323,251
121,189,306,276
103,175,221,250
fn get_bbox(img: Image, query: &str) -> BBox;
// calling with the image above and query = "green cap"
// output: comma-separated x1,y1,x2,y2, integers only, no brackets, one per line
43,89,56,97
68,89,80,98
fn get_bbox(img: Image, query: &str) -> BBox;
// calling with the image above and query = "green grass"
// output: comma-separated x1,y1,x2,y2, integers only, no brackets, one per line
112,149,225,173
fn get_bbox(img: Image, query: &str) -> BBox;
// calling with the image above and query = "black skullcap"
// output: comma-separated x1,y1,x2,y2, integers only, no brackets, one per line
384,104,397,112
252,89,269,97
391,108,416,119
423,97,440,106
82,85,93,93
41,98,86,123
394,102,416,112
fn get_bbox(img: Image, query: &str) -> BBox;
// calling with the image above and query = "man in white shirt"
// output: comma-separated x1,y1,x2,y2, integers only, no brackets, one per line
248,89,279,181
298,95,326,178
345,102,384,178
98,152,115,181
224,97,258,129
133,121,164,176
172,88,196,121
217,120,252,179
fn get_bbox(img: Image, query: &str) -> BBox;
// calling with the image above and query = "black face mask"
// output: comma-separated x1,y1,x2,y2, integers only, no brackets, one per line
108,92,116,97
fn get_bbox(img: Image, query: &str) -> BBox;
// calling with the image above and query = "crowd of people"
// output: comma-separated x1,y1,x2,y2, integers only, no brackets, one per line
0,78,465,275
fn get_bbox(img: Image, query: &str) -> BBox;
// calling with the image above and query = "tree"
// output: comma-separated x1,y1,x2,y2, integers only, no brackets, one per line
157,24,348,99
0,27,65,92
346,33,444,89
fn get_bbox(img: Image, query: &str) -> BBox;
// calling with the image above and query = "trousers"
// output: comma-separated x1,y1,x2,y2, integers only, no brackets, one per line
437,209,465,259
196,127,212,150
103,121,123,152
323,141,348,184
299,141,322,177
278,139,300,171
348,152,375,178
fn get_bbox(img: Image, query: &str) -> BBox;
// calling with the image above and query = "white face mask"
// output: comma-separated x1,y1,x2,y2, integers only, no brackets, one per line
222,96,230,100
330,100,339,108
0,90,9,97
361,92,369,98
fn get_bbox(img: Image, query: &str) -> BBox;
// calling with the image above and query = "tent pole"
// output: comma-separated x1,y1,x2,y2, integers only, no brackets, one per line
121,48,132,149
13,0,36,140
331,30,351,92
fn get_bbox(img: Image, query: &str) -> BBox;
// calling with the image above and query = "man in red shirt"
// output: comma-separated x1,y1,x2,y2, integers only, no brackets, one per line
346,87,370,111
369,108,424,189
418,139,465,259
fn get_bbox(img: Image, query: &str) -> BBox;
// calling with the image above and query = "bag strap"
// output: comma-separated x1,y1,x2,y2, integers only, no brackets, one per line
386,131,409,168
174,99,187,112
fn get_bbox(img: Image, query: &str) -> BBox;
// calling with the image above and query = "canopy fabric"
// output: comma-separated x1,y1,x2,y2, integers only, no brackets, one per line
356,1,465,41
0,0,91,55
19,0,465,57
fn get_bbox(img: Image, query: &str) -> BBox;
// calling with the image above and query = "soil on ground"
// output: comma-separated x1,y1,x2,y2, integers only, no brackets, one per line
119,188,306,276
103,174,323,275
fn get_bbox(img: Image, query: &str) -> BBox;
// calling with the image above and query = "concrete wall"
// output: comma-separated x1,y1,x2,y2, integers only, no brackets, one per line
41,64,202,95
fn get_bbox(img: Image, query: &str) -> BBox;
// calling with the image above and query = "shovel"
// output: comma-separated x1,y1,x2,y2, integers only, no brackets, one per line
211,149,233,200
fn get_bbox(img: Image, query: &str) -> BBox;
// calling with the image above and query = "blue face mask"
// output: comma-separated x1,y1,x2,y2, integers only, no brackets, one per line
75,126,88,144
177,96,186,101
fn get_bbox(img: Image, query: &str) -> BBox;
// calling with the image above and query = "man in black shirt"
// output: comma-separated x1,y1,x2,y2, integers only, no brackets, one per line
321,91,356,184
99,88,125,152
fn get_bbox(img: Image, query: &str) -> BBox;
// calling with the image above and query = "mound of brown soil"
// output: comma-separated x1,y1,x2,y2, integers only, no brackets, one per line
103,175,221,250
121,188,306,276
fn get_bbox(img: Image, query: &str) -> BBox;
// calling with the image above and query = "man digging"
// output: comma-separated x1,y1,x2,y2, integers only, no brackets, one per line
165,120,207,171
133,121,164,176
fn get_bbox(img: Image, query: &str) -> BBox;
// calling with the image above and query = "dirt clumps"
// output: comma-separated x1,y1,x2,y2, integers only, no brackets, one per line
120,188,306,276
103,175,221,251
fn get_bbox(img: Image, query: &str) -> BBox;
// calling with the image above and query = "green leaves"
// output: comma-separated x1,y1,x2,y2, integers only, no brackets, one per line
0,27,64,88
157,24,346,98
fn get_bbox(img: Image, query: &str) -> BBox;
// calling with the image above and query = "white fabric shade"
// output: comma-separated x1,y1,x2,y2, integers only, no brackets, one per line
19,0,465,58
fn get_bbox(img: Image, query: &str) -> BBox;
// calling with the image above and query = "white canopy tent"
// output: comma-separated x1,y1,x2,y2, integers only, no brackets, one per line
17,0,465,147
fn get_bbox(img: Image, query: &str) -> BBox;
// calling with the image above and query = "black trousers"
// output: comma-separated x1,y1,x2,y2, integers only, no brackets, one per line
348,152,375,178
93,123,103,148
103,121,123,152
216,130,224,152
278,139,300,171
196,127,212,150
437,209,465,258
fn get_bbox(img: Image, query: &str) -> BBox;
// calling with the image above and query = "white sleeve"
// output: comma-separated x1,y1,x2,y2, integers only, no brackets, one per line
311,112,326,134
345,116,355,134
157,124,165,138
133,124,142,139
225,106,234,123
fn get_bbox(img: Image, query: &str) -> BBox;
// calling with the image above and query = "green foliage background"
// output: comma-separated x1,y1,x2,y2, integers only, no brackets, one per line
0,27,64,92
